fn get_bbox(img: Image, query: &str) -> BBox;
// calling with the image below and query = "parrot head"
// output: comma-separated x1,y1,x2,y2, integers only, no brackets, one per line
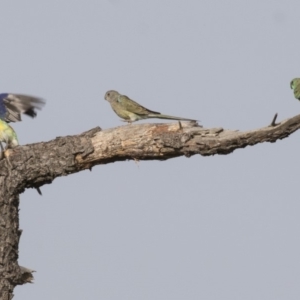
290,78,300,90
290,78,300,100
104,90,119,103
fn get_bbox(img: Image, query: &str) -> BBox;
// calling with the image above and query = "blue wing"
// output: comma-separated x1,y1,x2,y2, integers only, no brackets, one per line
0,93,45,122
0,94,9,120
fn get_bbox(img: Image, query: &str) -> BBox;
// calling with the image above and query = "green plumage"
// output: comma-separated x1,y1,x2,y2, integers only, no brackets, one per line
104,90,197,123
290,78,300,100
0,119,18,149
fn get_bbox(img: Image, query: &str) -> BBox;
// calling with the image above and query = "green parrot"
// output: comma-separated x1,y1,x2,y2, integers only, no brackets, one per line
0,93,45,150
104,90,197,123
290,78,300,100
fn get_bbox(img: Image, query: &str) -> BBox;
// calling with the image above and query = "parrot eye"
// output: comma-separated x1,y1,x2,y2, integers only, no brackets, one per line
107,92,110,96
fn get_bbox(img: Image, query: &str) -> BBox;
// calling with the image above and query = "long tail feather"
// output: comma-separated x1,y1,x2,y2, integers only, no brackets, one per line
147,113,197,122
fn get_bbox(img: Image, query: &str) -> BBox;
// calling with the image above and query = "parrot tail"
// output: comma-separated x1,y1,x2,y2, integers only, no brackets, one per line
147,113,198,122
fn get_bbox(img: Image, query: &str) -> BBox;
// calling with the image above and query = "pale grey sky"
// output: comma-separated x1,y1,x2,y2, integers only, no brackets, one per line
1,1,300,299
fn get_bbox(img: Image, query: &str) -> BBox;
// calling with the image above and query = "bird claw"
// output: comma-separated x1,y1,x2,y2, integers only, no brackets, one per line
120,119,132,124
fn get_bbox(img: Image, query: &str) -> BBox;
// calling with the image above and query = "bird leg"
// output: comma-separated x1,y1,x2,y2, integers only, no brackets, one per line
120,119,132,125
4,149,13,170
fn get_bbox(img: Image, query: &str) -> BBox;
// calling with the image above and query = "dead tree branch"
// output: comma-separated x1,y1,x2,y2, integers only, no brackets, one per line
1,113,300,299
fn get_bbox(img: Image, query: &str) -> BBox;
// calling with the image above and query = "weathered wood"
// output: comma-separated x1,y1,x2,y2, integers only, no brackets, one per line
0,113,299,299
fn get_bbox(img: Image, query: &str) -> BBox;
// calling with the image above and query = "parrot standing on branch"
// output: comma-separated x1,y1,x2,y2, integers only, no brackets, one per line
290,78,300,100
0,93,45,149
104,90,197,124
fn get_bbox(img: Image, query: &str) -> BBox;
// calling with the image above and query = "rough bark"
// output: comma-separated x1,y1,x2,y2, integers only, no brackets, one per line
0,113,299,299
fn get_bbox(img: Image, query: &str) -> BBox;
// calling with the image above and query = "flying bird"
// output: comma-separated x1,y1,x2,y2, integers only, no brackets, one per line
104,90,197,123
290,78,300,100
0,93,45,149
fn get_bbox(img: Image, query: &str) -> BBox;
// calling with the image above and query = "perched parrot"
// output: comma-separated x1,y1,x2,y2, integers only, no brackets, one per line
290,78,300,100
0,93,45,149
104,90,197,123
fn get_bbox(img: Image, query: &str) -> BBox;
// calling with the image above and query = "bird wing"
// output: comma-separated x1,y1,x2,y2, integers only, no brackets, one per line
0,94,45,122
0,94,9,121
117,95,160,116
